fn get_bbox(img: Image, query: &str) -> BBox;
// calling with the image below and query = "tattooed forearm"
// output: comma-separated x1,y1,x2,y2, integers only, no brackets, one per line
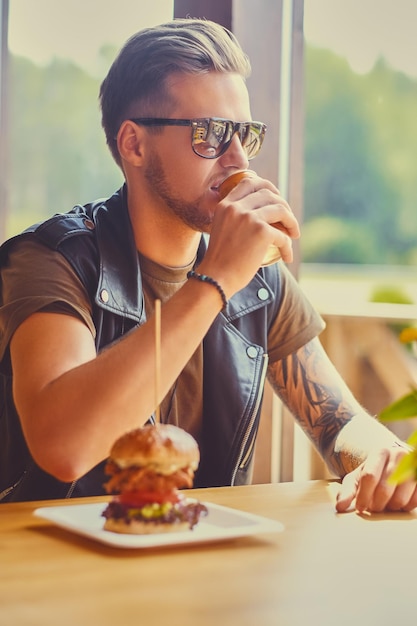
267,337,367,474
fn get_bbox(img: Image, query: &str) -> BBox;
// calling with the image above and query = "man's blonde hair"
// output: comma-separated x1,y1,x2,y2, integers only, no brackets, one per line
99,18,251,165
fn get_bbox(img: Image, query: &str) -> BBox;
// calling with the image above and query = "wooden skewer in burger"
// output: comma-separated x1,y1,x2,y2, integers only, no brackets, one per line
102,300,208,534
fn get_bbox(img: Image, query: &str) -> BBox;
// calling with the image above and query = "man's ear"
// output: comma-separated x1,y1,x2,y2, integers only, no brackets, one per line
117,120,146,166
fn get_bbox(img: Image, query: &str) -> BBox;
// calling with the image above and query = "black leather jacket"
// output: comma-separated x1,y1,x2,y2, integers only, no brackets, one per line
0,186,283,502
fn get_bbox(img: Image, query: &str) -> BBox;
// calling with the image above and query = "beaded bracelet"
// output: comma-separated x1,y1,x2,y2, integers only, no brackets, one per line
187,270,228,310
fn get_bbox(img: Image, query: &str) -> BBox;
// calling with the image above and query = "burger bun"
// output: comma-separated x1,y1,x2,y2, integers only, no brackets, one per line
109,423,199,473
103,517,190,535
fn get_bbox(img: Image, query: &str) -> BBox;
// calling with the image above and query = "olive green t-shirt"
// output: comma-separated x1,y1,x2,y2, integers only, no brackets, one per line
0,239,325,445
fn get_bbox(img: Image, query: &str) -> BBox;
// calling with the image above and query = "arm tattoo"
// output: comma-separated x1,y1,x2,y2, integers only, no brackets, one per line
267,337,365,474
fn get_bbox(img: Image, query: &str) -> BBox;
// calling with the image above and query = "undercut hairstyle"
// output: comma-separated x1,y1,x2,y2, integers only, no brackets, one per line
99,18,252,165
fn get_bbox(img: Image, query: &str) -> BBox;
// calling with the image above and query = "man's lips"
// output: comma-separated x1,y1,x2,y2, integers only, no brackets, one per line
210,179,225,192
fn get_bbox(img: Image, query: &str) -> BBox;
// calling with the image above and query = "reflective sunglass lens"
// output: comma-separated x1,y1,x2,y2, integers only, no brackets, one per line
191,119,265,159
243,126,262,159
247,124,265,159
192,120,227,158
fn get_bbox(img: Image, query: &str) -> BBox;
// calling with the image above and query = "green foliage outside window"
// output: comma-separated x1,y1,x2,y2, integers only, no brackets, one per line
304,48,417,266
8,51,123,237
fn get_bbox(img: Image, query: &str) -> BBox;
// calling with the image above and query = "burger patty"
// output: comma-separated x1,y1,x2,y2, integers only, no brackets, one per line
104,461,195,494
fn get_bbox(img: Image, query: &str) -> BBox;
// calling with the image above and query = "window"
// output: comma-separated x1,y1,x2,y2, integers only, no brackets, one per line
4,0,173,236
303,0,417,268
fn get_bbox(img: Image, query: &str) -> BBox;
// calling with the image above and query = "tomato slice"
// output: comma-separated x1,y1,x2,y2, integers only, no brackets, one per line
117,490,182,507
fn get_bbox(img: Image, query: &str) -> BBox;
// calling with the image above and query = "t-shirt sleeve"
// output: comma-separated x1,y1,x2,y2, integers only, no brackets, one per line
267,262,325,363
0,238,96,362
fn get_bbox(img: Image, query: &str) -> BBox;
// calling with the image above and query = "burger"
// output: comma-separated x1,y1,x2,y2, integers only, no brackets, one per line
102,424,208,534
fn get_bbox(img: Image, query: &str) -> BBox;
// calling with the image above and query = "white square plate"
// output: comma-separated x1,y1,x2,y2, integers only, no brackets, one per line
34,500,284,549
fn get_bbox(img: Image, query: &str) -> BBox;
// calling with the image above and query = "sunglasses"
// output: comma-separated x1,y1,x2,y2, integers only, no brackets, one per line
129,117,267,160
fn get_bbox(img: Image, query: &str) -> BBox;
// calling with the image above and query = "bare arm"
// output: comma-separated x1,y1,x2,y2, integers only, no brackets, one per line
10,278,224,482
267,336,399,477
268,337,417,512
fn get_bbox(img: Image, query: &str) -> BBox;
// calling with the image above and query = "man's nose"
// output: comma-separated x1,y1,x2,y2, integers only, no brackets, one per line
218,133,250,170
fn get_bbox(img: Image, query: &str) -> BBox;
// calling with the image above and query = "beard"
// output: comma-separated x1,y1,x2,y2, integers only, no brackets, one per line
144,150,212,233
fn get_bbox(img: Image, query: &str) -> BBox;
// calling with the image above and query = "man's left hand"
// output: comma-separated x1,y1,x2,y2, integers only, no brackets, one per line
335,446,417,513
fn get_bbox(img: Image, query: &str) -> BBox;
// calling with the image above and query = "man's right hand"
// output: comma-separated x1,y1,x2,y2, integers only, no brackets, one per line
199,173,300,298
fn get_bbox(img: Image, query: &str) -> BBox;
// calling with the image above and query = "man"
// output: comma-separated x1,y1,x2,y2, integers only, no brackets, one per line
0,18,415,511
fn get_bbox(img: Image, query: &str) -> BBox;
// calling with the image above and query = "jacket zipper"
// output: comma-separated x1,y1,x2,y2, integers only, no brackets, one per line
0,470,77,501
65,480,77,498
230,353,269,485
0,470,28,501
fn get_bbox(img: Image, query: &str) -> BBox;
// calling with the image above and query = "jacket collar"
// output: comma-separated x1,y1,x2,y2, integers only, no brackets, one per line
90,186,145,324
91,186,274,323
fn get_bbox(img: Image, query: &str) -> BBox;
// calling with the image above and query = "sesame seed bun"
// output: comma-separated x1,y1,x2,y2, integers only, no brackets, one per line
109,424,200,474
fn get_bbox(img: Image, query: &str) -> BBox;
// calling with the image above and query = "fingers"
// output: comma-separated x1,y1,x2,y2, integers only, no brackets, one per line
335,468,360,513
386,481,417,512
207,175,299,290
336,447,417,514
354,448,389,513
265,202,301,240
218,194,300,266
249,192,300,240
219,174,300,241
272,231,293,264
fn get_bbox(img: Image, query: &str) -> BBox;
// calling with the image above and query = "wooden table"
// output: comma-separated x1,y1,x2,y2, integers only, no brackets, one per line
1,481,415,626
